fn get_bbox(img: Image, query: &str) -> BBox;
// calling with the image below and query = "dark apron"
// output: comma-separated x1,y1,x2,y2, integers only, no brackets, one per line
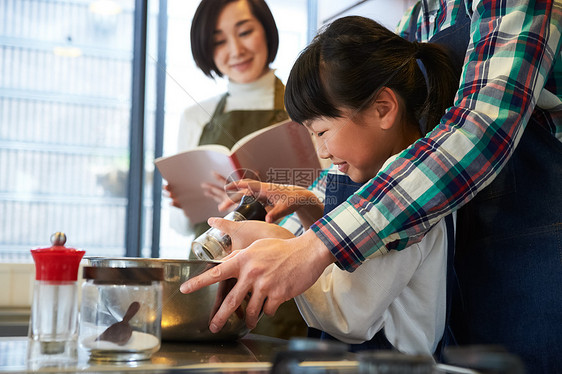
415,2,562,372
194,77,288,236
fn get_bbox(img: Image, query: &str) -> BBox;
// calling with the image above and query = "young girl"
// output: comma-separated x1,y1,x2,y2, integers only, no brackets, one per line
223,15,460,355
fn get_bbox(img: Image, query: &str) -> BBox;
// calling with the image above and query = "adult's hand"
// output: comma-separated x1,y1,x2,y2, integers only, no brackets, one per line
164,171,230,211
163,184,181,209
210,217,296,251
164,171,235,219
201,172,236,210
180,222,336,333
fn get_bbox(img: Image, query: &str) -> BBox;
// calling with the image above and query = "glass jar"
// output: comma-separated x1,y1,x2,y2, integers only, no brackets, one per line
79,267,164,362
27,232,85,369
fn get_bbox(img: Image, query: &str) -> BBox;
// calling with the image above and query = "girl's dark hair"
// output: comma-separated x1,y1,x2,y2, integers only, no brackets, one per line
285,16,460,134
191,0,279,78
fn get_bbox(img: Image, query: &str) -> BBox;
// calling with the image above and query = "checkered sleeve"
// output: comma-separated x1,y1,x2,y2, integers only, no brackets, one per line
312,0,562,271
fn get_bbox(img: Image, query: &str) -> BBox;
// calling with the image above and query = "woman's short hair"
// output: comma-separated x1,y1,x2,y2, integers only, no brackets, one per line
191,0,279,78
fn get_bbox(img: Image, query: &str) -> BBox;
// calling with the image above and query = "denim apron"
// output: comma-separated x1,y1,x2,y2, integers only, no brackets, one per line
418,2,562,372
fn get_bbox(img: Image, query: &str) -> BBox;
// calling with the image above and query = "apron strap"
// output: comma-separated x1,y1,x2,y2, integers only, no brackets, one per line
273,76,285,110
435,213,458,361
427,0,470,70
405,1,422,42
211,92,229,118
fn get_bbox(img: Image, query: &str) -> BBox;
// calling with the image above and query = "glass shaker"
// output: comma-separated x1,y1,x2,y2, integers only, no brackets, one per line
79,266,164,362
27,232,85,369
191,195,267,260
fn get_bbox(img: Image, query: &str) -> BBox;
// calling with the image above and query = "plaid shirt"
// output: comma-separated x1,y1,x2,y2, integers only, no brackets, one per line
311,0,562,271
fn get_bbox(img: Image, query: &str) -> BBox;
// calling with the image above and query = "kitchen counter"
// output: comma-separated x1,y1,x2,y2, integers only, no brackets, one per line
0,334,298,373
0,335,488,374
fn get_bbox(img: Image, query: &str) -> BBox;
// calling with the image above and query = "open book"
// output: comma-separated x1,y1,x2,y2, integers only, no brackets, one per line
155,119,322,223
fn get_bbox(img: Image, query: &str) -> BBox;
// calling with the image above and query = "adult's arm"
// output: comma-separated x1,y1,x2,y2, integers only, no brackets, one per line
315,0,562,271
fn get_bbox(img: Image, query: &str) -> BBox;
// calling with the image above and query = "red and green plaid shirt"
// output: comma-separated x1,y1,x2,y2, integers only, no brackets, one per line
312,0,562,271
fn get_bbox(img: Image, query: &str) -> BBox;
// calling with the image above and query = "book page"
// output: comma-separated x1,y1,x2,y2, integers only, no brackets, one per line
155,148,236,223
231,120,321,187
230,120,291,153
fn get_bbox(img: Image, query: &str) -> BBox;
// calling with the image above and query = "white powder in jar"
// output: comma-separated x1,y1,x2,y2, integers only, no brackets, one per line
82,330,160,352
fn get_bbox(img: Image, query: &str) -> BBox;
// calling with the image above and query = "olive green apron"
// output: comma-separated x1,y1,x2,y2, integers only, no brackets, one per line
196,77,306,340
194,76,288,236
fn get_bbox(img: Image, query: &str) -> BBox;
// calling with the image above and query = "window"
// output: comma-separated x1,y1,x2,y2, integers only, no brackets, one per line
1,0,136,259
0,0,310,261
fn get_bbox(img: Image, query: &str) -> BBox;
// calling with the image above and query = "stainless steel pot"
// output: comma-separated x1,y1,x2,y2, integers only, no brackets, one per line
86,257,250,341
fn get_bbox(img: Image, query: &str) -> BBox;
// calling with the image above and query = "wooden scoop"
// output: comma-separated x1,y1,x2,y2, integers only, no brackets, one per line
96,301,140,346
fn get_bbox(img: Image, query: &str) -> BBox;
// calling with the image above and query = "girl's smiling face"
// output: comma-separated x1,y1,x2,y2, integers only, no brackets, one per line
213,0,269,84
307,88,419,183
308,115,393,183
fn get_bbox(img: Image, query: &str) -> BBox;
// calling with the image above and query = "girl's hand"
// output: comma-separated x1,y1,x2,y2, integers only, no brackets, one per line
223,180,323,225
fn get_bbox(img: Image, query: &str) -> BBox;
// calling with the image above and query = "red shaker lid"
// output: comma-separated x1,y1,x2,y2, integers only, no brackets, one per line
30,232,85,281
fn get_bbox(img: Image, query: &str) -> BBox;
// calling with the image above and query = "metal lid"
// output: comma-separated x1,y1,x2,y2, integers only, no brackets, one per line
82,266,164,284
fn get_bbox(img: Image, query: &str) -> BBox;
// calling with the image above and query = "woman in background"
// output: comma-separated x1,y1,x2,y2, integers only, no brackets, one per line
167,0,287,238
165,0,304,340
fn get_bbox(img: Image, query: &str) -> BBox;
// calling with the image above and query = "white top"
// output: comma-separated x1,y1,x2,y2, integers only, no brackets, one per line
294,211,455,355
171,70,279,236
